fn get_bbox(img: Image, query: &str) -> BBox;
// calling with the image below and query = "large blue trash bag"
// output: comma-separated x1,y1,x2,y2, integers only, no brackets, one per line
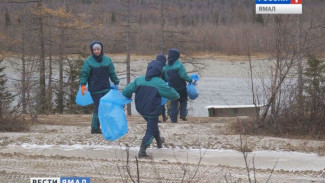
75,84,93,106
187,74,199,100
98,89,132,141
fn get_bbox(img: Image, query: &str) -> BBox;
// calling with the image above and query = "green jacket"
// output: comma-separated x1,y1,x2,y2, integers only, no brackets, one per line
123,76,179,117
80,55,119,94
163,60,192,90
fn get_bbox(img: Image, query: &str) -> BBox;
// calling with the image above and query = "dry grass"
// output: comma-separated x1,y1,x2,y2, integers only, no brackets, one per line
0,117,31,132
228,116,325,141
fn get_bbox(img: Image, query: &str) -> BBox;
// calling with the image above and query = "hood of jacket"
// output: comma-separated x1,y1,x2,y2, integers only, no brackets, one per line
156,54,166,66
167,48,180,66
145,60,164,81
89,41,104,62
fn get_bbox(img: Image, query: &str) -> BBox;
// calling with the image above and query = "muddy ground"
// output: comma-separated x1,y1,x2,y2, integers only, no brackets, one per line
1,115,325,183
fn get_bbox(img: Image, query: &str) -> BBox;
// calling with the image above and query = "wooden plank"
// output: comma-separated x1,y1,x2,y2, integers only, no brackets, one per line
206,105,262,117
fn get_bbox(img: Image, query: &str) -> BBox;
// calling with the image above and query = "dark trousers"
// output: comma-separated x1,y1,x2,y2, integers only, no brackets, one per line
141,116,160,148
170,88,188,122
161,105,166,118
90,92,107,130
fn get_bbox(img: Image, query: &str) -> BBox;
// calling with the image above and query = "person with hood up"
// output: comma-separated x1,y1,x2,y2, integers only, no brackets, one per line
122,56,180,158
80,41,120,134
163,48,194,123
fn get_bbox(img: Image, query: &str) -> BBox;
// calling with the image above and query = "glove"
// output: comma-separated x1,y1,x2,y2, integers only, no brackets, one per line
190,79,196,85
81,85,87,96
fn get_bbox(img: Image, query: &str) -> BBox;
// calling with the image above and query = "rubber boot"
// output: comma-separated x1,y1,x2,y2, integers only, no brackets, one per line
91,114,101,134
162,106,168,122
138,145,149,158
162,114,168,122
156,136,165,148
91,120,102,134
91,128,102,134
180,116,187,121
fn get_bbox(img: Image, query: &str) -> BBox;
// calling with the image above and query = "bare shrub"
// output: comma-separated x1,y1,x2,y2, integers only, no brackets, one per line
0,58,30,132
0,117,30,132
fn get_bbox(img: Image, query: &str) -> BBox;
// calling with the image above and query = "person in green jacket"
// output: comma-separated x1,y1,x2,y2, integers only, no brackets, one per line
163,48,194,123
80,41,120,134
122,59,179,158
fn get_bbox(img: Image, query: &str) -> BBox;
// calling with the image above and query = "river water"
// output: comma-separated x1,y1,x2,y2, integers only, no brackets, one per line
128,77,264,117
3,57,298,117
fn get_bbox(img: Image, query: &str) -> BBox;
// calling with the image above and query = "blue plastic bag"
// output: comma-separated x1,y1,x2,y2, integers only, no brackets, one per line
98,89,132,141
75,84,93,106
187,83,198,100
190,74,199,82
187,74,199,100
161,82,168,105
110,82,118,90
161,97,168,105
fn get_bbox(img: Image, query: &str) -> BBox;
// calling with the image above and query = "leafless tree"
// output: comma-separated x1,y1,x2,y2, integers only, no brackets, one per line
19,9,28,114
260,15,309,124
115,0,138,115
37,0,47,114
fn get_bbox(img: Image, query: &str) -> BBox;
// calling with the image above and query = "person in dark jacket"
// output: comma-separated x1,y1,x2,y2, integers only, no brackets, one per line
122,59,179,158
155,54,169,122
80,41,120,134
163,48,193,123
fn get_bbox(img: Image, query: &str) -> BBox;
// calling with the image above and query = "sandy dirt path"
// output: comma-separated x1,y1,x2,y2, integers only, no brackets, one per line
1,115,325,183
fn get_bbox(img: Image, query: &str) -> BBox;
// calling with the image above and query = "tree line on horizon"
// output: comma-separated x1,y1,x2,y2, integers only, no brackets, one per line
1,0,325,55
